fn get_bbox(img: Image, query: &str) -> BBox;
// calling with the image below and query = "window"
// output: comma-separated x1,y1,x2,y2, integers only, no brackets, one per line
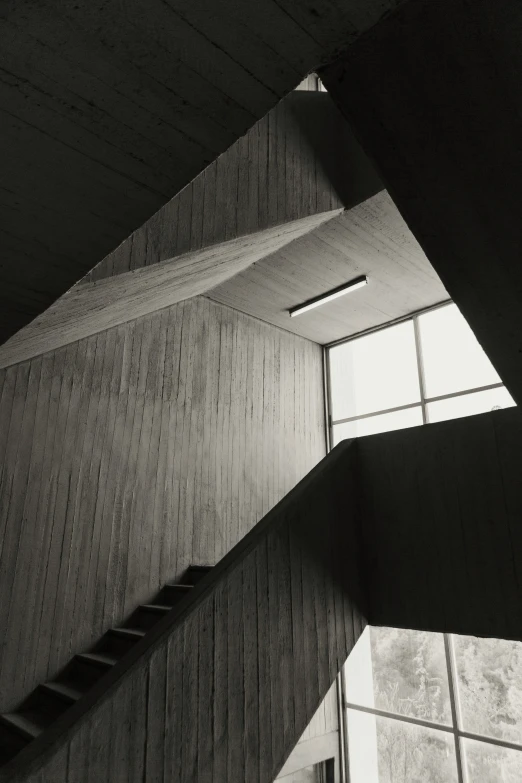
327,301,520,782
418,305,501,398
327,302,515,447
343,628,522,782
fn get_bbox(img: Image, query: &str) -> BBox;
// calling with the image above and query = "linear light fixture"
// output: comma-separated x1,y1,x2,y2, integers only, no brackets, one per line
288,275,368,317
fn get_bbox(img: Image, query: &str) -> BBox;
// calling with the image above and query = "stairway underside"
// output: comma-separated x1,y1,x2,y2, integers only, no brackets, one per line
0,209,342,369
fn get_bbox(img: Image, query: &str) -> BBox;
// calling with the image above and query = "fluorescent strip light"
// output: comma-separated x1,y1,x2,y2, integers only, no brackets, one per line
289,275,368,317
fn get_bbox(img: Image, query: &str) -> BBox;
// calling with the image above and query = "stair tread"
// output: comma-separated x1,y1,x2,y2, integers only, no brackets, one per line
76,652,117,667
109,627,146,639
163,585,194,593
140,603,171,613
0,583,199,761
184,566,213,585
157,584,193,606
0,713,42,741
41,681,83,703
164,583,192,590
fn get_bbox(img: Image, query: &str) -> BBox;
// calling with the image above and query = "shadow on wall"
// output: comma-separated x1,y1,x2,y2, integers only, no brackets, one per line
291,441,369,631
287,90,383,211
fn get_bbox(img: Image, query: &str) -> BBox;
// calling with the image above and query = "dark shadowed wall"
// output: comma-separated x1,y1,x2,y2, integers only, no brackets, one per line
357,407,522,641
0,295,325,711
321,0,522,407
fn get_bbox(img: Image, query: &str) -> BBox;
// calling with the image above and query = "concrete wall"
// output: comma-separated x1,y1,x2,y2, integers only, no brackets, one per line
0,295,326,711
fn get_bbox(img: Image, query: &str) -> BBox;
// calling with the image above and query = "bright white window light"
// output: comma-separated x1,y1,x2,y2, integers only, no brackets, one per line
288,275,368,317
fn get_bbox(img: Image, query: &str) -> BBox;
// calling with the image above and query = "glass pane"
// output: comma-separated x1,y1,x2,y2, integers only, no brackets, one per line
345,628,376,709
332,406,423,445
347,709,458,783
453,635,522,743
329,321,420,421
463,738,522,783
346,709,379,783
345,627,452,725
427,386,515,424
418,303,500,397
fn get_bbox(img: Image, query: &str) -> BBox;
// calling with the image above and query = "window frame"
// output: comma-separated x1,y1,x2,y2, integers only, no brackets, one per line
324,300,520,782
342,632,522,783
326,301,505,448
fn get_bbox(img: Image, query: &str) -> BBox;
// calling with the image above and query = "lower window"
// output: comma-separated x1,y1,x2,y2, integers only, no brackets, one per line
344,627,522,782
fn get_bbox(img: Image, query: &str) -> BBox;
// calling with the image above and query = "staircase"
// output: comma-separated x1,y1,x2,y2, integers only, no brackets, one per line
0,566,212,768
0,409,521,783
0,441,365,783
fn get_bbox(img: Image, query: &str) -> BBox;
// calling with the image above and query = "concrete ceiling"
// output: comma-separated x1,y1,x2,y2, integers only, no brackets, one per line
0,0,406,345
0,85,381,367
207,191,449,345
80,89,381,286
